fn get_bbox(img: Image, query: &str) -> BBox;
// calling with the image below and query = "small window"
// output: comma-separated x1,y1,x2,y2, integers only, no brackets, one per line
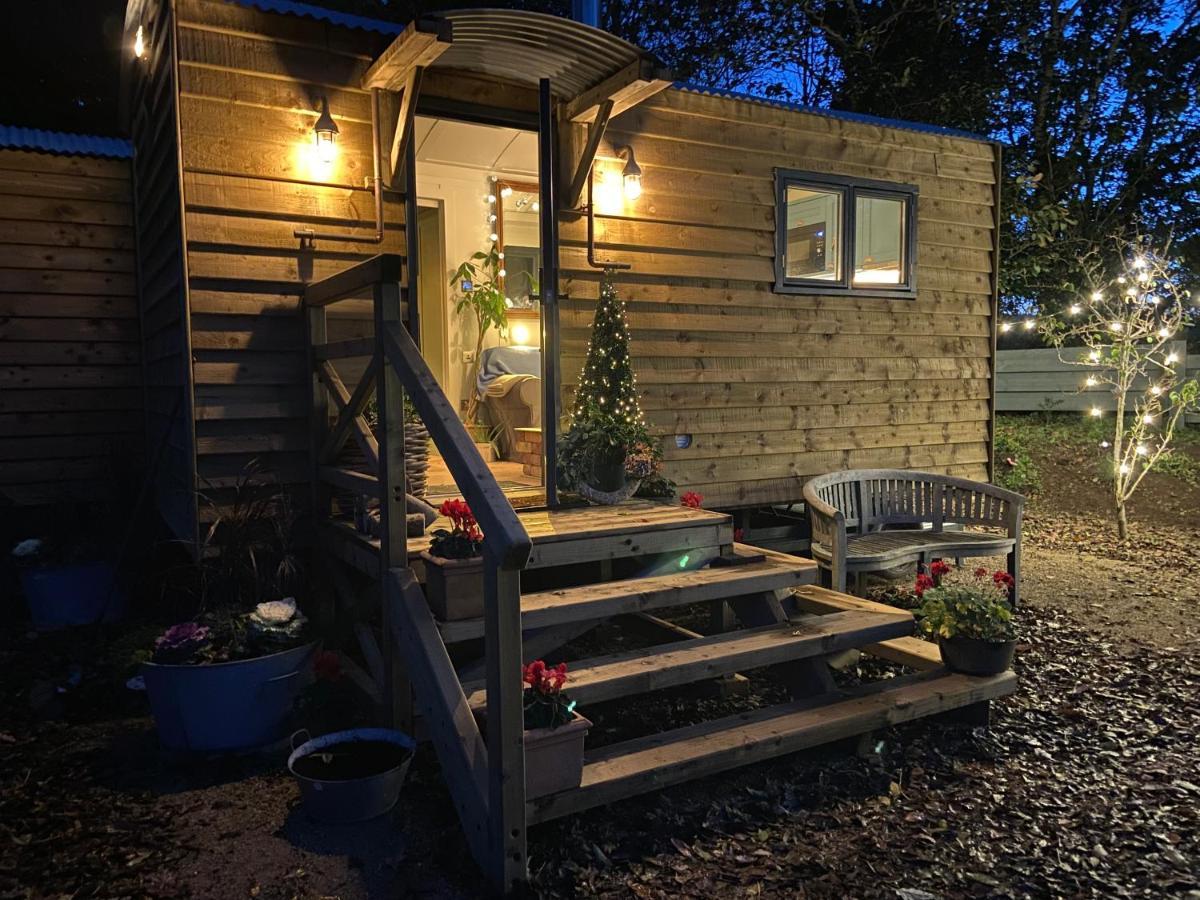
775,170,917,298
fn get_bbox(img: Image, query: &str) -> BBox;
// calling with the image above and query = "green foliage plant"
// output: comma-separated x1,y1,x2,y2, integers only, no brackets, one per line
916,566,1016,643
451,242,508,423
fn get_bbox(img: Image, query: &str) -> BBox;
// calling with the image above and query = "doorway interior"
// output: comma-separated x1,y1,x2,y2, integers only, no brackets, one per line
412,115,546,504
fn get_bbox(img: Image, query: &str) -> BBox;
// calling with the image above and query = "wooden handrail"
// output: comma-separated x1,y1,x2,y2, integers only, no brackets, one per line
379,320,532,570
305,254,405,308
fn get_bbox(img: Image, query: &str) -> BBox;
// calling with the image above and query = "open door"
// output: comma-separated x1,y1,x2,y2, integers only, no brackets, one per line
538,78,561,507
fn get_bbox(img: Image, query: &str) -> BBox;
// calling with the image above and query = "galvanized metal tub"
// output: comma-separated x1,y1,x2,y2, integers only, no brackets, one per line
288,728,415,823
142,642,316,752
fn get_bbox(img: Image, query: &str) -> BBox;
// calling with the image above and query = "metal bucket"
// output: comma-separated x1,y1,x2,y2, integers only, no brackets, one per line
142,642,316,753
19,562,125,630
288,728,415,823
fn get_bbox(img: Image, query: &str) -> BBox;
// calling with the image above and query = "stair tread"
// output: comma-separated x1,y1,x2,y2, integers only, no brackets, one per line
463,607,912,710
438,553,819,642
527,668,1018,823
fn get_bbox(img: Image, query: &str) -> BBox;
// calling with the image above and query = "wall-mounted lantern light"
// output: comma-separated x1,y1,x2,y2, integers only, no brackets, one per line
615,144,643,200
134,25,146,59
313,97,339,163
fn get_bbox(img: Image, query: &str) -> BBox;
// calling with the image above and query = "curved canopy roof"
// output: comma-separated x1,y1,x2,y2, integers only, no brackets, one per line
430,9,663,99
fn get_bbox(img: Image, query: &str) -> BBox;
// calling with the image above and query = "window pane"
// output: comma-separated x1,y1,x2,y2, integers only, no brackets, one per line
853,195,905,285
784,185,841,281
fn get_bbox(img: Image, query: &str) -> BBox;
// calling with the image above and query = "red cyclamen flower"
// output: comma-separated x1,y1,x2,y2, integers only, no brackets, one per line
680,491,703,509
914,573,935,596
929,560,951,577
993,571,1015,588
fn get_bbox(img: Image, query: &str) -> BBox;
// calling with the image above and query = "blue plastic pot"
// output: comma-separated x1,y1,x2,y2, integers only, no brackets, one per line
288,727,415,823
142,642,316,753
19,562,125,630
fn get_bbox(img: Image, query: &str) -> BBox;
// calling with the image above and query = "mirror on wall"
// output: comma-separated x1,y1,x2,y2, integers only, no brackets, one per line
496,180,541,310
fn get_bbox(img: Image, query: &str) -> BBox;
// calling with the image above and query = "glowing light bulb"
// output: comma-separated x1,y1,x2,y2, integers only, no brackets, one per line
487,194,496,203
134,25,145,58
500,186,513,198
1136,444,1148,456
1091,291,1103,302
1100,440,1111,448
511,323,530,345
489,232,498,242
1166,352,1179,364
1158,327,1172,339
1023,319,1036,330
1085,376,1098,387
1119,463,1131,474
1000,322,1013,333
1088,350,1101,362
1133,256,1147,269
1142,414,1154,425
1109,321,1123,332
1090,407,1103,418
532,201,539,212
489,214,497,223
1069,304,1082,315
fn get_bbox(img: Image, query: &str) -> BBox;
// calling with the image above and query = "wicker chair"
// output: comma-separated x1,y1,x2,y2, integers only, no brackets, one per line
802,469,1024,603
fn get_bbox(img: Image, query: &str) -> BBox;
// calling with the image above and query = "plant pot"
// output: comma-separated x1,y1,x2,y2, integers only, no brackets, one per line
938,636,1016,676
288,727,415,823
141,642,316,752
420,551,484,620
19,561,125,630
524,712,592,799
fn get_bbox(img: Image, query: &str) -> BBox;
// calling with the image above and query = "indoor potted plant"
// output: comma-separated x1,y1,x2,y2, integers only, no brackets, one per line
915,562,1017,676
140,469,317,753
519,659,591,799
287,651,415,823
420,498,485,621
451,241,508,426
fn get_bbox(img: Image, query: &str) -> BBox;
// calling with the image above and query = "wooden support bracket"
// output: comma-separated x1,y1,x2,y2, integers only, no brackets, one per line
563,98,614,211
362,18,452,91
388,67,424,188
563,58,673,124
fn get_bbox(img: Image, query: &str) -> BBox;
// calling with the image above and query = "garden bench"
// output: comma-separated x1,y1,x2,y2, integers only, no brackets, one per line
802,470,1024,603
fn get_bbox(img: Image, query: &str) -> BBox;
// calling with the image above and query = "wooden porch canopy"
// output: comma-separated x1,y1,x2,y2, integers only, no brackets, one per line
362,9,673,203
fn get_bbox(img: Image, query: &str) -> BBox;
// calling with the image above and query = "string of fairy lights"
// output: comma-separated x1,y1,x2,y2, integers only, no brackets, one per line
988,250,1195,468
572,274,645,427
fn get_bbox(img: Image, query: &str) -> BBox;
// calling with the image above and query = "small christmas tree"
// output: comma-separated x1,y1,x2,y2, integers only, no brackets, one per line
571,271,643,426
558,270,664,499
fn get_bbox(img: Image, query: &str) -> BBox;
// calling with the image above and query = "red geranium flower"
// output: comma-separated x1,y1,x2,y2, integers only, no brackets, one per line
930,560,951,578
993,571,1015,588
974,567,988,578
680,491,703,509
914,573,935,596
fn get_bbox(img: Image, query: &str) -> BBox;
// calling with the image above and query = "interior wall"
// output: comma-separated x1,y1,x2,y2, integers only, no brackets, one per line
417,158,539,414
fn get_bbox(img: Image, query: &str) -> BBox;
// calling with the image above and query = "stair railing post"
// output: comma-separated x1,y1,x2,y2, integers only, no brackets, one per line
375,278,412,730
307,302,331,523
483,549,527,890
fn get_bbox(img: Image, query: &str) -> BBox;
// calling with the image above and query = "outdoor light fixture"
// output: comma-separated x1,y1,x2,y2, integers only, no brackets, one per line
511,323,530,345
134,25,146,59
313,97,339,163
615,144,643,200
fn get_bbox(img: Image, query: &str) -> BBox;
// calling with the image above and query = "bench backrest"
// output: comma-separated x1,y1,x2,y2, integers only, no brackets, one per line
807,469,1019,533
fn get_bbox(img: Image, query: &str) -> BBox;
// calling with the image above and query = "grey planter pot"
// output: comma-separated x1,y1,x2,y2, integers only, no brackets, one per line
938,636,1016,676
420,551,484,620
288,727,415,823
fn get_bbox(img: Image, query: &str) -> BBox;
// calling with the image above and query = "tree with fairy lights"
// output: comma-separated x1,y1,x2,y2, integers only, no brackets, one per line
557,270,664,502
1029,236,1199,540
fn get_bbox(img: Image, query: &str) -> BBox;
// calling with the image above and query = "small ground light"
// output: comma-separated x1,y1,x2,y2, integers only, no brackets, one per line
678,555,690,569
1090,407,1103,417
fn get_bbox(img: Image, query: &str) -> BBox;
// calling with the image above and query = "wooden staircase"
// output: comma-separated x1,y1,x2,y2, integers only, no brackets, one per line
305,256,1019,895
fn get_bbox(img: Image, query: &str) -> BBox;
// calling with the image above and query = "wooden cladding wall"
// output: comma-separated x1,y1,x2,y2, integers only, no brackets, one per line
0,150,141,506
560,88,1000,508
128,0,196,543
173,0,401,505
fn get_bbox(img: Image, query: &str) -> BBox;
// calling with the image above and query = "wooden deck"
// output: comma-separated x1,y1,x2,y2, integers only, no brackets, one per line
322,499,736,578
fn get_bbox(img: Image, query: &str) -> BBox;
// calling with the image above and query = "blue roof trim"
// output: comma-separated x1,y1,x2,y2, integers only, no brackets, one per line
675,83,995,144
0,125,133,159
231,0,403,35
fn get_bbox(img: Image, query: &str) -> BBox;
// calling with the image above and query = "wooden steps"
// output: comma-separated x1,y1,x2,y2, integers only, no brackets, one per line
527,668,1019,824
463,607,913,709
438,551,819,643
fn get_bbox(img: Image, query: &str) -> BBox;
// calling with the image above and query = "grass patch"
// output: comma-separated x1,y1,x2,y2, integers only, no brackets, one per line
995,414,1200,492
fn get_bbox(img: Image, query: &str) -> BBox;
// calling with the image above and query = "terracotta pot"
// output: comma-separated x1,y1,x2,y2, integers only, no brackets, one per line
523,712,592,799
420,551,484,620
938,635,1016,676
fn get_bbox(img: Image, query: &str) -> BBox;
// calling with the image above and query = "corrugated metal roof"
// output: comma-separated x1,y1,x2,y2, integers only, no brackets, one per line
232,0,403,34
0,125,133,158
431,9,661,98
674,83,995,145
